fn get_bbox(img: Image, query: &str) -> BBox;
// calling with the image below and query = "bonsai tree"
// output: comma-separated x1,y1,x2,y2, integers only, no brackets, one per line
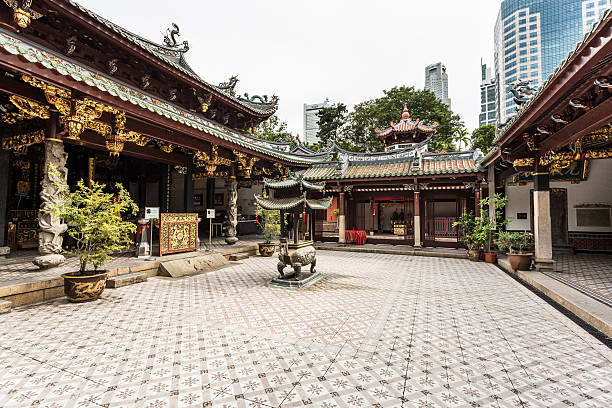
476,194,509,253
47,165,138,274
255,203,280,244
453,211,479,251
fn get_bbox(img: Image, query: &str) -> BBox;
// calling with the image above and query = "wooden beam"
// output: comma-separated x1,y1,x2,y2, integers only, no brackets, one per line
0,53,303,167
539,96,612,152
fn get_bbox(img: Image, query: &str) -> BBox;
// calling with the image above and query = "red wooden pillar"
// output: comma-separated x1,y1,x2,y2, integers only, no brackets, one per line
475,178,482,218
338,191,346,243
369,197,374,236
414,187,421,247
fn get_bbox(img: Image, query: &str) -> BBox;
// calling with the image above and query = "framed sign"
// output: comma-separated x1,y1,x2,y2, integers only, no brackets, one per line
206,209,215,219
145,207,160,219
193,194,203,207
159,213,199,256
214,193,224,206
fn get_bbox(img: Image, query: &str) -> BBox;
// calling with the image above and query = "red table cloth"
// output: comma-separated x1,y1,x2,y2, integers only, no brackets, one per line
345,229,366,245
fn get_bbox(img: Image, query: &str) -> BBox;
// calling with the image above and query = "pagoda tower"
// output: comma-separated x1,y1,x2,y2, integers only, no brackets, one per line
375,106,438,151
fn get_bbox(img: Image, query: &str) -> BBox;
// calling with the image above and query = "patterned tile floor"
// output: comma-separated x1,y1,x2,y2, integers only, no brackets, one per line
548,254,612,303
0,251,611,407
0,236,260,288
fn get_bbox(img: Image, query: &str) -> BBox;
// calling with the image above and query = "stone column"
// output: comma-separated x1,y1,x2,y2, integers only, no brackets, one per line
34,115,68,268
474,179,482,218
488,165,496,227
338,191,346,244
533,170,555,271
159,164,171,213
225,170,238,245
184,155,194,213
0,149,10,248
413,188,422,248
206,177,215,209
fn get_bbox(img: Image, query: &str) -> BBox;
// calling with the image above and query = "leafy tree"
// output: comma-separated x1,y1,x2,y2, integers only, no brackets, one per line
253,114,290,142
344,86,464,152
470,124,497,154
316,103,348,147
47,165,138,274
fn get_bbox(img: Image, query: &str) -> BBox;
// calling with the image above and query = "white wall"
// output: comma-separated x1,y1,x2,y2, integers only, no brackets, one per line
505,159,612,232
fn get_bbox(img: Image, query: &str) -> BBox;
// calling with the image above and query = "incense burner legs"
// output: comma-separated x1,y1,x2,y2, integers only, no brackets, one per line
277,240,317,278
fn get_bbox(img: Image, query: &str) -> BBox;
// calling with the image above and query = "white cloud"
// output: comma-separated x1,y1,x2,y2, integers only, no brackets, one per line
77,0,500,136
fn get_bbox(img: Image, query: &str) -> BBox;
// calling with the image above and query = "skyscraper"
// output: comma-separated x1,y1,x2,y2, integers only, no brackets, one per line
479,62,497,127
494,0,610,125
424,62,451,108
303,99,329,145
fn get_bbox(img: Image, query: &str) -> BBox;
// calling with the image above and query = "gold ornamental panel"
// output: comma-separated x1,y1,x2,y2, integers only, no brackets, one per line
159,213,199,256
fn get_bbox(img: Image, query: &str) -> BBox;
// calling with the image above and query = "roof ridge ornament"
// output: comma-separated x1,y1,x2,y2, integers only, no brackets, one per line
218,75,239,95
163,23,189,51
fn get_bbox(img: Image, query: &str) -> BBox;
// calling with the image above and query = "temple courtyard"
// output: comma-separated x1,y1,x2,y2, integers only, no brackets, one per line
0,251,611,408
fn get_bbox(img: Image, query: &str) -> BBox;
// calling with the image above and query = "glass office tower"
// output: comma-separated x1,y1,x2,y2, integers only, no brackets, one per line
494,0,611,125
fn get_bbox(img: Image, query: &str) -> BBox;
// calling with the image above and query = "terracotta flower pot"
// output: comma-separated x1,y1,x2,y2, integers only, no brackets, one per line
507,253,533,271
62,271,107,302
258,242,276,257
483,252,497,263
467,249,480,262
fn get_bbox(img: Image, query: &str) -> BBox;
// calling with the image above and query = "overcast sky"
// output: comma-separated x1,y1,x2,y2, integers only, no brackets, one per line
78,0,501,137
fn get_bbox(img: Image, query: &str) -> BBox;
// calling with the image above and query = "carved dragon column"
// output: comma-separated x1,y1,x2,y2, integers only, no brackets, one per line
225,166,239,245
413,182,422,248
33,114,68,269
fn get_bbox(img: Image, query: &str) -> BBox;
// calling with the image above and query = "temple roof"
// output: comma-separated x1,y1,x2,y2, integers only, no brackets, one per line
0,30,330,165
65,0,278,116
302,150,483,181
254,195,333,211
263,174,325,191
375,106,438,140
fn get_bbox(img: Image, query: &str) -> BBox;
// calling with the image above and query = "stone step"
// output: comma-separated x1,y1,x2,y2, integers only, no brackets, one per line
229,252,250,261
106,272,147,288
159,253,229,278
0,300,11,314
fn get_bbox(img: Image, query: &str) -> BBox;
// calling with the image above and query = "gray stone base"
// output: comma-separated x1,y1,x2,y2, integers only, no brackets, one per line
33,254,65,269
0,300,11,314
535,258,556,272
269,271,322,288
225,236,239,245
0,247,10,256
159,253,229,278
106,272,147,288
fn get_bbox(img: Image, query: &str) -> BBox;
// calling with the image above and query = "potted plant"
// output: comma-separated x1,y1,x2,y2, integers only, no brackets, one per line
477,194,509,264
47,165,138,302
255,202,280,257
507,231,534,271
453,211,480,261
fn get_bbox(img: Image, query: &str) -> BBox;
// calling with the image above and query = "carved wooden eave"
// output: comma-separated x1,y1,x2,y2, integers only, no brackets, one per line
493,10,612,159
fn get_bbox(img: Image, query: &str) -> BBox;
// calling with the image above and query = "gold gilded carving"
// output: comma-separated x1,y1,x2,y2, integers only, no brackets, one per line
233,150,247,167
1,129,45,152
2,95,50,124
512,158,534,167
584,148,612,159
159,213,198,256
22,75,71,98
124,131,150,146
158,142,174,153
13,8,31,28
211,145,232,166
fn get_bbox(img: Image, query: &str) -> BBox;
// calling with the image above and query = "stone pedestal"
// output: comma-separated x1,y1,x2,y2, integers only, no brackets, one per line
338,215,346,244
225,178,238,245
413,215,422,248
533,190,555,271
34,139,67,269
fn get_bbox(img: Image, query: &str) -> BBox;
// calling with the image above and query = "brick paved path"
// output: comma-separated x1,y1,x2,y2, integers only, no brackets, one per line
0,252,610,407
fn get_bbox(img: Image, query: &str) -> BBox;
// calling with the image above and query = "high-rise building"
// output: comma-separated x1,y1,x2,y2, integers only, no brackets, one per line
424,62,451,108
494,0,610,125
303,99,329,145
479,62,497,127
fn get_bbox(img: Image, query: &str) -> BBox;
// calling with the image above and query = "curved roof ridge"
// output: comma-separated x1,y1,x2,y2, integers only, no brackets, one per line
65,0,278,116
